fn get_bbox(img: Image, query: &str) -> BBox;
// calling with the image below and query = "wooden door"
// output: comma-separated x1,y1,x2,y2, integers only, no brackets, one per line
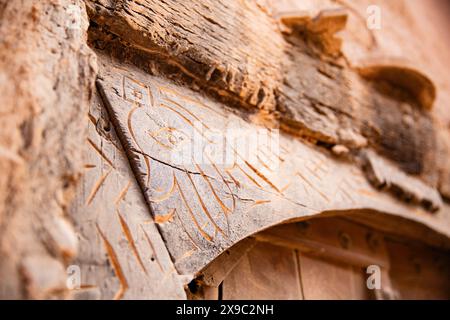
192,217,450,300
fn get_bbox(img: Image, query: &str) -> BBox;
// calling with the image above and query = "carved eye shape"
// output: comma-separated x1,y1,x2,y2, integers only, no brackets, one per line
148,127,189,149
356,57,436,110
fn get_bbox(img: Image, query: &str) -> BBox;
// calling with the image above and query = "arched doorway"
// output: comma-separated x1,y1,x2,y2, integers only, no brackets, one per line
188,215,450,300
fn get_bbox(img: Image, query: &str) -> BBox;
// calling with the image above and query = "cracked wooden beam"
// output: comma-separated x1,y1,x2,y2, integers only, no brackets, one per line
86,0,450,203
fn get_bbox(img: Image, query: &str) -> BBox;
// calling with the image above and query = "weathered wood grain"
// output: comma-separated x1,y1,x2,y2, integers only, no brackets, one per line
386,240,450,299
2,0,449,300
298,254,369,300
95,54,450,277
255,217,390,269
222,242,303,300
69,92,186,299
195,217,402,300
86,0,450,207
256,216,397,299
362,149,443,212
198,237,257,288
86,0,285,111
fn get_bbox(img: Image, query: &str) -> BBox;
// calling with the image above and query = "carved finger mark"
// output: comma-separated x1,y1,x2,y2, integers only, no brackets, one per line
244,160,282,193
195,162,233,216
296,171,330,203
236,163,264,189
173,208,202,250
305,163,323,181
225,169,241,188
174,177,214,242
184,170,226,236
280,181,293,193
154,208,175,224
230,147,273,191
96,224,128,300
204,153,236,211
335,179,356,203
356,188,378,197
87,112,97,126
174,248,197,266
114,180,132,205
117,211,148,275
339,187,355,203
86,169,112,206
258,146,277,164
86,138,115,169
311,158,329,174
140,225,164,273
256,154,275,173
249,199,272,209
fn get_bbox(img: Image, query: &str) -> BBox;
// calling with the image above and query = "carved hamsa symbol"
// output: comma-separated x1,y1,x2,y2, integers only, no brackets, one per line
119,76,236,249
100,72,290,253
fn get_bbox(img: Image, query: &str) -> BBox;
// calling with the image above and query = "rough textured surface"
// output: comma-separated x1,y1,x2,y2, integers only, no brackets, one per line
280,0,449,194
362,150,443,212
222,242,303,300
86,0,285,111
194,217,449,300
86,0,450,205
68,92,186,299
0,0,96,299
1,0,449,300
96,54,450,277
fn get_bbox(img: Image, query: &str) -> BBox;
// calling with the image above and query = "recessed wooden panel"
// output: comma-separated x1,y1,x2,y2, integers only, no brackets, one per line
197,216,449,300
386,240,450,300
298,253,370,300
256,217,390,268
199,238,257,287
222,242,303,300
